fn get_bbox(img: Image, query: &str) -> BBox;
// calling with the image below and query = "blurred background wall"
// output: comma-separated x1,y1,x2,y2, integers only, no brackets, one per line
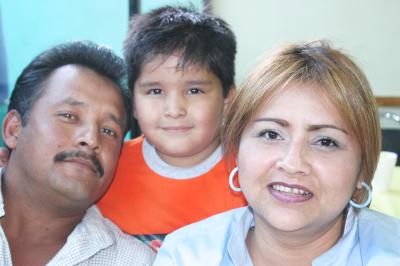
212,0,400,97
0,0,399,145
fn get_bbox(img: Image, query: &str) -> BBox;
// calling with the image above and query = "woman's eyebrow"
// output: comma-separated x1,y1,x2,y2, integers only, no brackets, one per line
307,124,348,134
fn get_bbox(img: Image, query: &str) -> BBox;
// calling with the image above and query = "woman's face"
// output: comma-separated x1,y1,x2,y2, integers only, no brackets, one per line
237,82,362,236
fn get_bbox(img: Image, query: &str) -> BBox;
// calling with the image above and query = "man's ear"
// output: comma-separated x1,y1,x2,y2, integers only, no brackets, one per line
2,110,23,150
223,86,236,116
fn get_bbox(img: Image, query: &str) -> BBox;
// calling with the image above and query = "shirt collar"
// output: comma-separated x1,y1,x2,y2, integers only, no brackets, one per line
49,206,115,264
226,206,254,266
224,206,361,266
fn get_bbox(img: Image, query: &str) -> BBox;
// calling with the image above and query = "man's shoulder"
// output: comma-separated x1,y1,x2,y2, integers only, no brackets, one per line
83,206,155,265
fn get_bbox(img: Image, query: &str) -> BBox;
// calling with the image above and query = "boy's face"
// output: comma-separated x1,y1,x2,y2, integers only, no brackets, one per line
133,55,230,167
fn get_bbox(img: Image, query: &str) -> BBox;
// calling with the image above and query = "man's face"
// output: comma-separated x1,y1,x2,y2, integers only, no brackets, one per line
7,65,126,210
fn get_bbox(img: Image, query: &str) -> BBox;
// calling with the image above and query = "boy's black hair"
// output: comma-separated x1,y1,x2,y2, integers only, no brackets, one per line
9,41,131,133
124,6,237,97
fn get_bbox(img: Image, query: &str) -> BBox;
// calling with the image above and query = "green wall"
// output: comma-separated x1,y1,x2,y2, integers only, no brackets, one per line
0,0,129,95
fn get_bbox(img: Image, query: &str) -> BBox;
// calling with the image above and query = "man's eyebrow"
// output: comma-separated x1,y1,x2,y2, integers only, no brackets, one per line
62,97,85,106
108,113,125,130
61,97,125,130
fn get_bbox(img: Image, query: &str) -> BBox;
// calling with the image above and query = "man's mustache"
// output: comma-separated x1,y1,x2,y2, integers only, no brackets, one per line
54,150,104,177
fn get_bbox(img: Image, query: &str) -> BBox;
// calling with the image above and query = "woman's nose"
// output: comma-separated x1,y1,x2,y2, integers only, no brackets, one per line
276,142,311,176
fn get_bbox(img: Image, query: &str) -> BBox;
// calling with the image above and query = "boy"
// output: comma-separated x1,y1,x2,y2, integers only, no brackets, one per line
97,6,246,248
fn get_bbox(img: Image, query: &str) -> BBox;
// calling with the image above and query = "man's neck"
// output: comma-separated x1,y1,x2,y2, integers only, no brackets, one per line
1,171,86,266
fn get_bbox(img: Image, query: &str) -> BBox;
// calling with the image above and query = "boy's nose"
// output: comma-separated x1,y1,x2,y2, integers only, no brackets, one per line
275,142,311,176
164,94,187,118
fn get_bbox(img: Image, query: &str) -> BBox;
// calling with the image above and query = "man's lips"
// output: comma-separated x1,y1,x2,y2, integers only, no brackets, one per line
63,158,98,175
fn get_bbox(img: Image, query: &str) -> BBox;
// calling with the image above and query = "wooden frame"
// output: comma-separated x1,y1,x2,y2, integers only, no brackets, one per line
375,97,400,107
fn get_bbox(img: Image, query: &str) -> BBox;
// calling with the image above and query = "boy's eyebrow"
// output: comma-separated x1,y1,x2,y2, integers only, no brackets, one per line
136,81,161,87
254,118,348,134
137,80,213,88
185,80,213,86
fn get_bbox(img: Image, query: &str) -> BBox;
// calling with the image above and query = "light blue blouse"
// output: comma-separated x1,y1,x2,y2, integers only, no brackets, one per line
154,206,400,266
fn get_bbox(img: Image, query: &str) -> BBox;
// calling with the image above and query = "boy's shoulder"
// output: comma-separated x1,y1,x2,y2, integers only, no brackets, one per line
119,136,145,158
123,135,144,148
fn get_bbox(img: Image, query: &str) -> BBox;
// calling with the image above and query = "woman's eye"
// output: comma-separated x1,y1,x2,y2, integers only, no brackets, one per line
148,88,162,95
317,138,338,147
188,88,203,94
259,130,282,141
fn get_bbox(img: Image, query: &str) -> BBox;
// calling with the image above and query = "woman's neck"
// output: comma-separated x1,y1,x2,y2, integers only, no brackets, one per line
246,214,345,266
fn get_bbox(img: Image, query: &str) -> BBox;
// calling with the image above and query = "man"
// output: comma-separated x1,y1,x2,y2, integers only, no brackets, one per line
0,41,154,265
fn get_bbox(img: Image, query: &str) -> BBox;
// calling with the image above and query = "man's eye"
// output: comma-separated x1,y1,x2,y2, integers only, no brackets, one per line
188,88,203,94
148,88,162,95
101,128,117,137
59,113,75,120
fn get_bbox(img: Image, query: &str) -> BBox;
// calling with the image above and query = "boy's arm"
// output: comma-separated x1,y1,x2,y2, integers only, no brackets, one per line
0,147,9,167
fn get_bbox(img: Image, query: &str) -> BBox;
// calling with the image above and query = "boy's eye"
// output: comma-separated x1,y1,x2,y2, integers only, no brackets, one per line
101,128,117,137
148,88,162,95
188,88,203,94
258,130,283,141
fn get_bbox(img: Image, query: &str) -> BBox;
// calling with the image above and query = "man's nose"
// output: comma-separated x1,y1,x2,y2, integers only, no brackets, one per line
77,124,101,153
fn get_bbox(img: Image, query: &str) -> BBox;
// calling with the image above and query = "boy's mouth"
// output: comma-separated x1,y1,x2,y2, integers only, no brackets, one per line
161,126,193,133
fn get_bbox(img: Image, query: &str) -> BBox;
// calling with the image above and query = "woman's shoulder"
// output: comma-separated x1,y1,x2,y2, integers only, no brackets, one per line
154,207,249,265
358,208,400,263
165,206,248,241
358,208,400,232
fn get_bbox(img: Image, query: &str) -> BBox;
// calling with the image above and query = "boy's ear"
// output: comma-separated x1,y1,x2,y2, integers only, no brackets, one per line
2,110,23,150
223,86,236,115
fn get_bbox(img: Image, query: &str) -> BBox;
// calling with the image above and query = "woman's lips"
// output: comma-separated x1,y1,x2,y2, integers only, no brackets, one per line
268,182,313,203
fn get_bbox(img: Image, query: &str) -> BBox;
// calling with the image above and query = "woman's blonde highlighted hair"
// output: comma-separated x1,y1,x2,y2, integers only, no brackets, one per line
223,41,381,203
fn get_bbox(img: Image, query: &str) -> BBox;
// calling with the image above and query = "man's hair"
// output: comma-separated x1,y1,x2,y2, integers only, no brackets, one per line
9,41,131,132
124,6,236,97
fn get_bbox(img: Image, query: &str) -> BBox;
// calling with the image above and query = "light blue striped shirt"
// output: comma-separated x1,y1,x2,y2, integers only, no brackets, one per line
155,206,400,265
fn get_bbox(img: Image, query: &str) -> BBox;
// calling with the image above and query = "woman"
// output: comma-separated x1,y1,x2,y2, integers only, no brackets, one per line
153,41,400,265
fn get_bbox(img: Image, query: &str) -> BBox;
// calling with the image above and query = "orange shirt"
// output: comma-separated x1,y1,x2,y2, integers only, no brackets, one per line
97,136,247,235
